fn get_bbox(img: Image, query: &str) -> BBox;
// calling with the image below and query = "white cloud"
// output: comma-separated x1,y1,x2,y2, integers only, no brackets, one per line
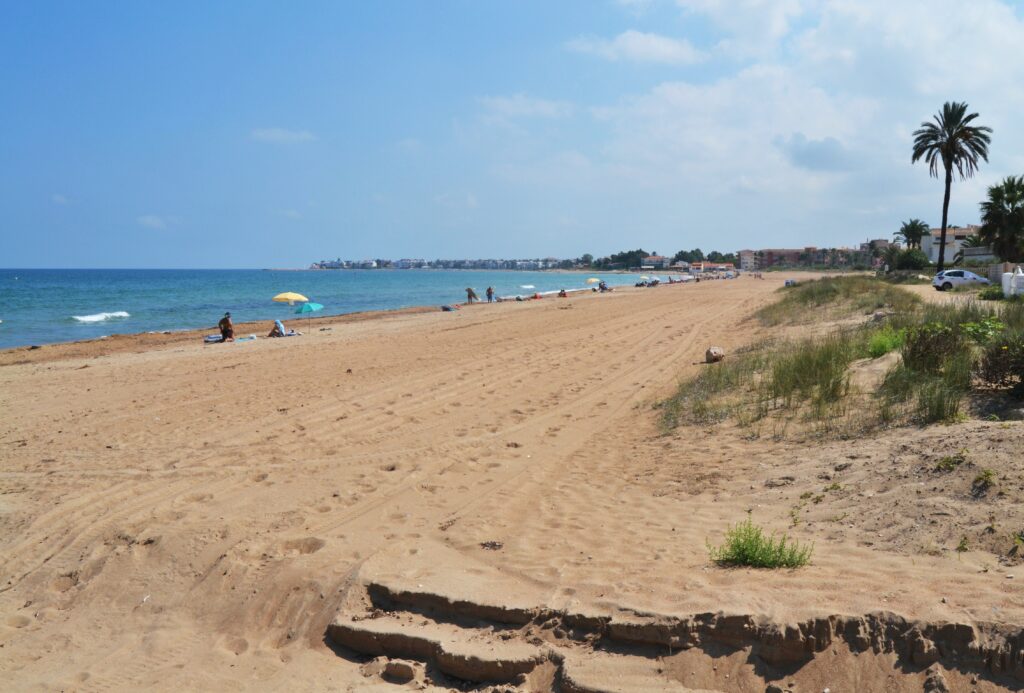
566,30,706,65
250,128,317,143
676,0,808,57
479,93,573,119
137,214,167,229
51,193,69,205
434,192,479,209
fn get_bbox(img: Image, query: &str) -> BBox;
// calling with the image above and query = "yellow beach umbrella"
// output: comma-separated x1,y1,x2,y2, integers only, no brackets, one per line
273,292,309,306
585,277,600,284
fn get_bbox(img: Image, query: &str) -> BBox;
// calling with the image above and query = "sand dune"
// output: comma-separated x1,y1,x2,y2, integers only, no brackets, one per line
1,276,1021,691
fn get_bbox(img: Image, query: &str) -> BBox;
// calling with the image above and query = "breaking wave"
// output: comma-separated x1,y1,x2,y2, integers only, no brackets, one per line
71,311,130,323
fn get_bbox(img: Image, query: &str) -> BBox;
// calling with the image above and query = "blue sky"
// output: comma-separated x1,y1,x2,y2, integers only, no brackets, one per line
3,0,1024,268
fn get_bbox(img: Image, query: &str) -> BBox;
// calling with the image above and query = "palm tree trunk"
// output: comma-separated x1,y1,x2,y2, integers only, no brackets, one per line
937,165,952,272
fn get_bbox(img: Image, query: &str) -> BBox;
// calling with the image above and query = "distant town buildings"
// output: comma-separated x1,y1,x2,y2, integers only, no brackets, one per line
310,257,573,271
313,230,986,273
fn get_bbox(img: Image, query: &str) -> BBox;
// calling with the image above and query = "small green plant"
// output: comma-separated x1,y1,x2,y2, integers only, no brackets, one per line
936,450,968,471
978,286,1005,301
823,482,842,492
960,316,1005,343
708,518,813,568
956,536,970,553
867,326,904,358
973,469,996,494
799,491,813,500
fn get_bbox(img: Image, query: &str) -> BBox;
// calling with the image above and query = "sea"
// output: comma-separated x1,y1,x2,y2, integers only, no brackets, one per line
0,268,658,350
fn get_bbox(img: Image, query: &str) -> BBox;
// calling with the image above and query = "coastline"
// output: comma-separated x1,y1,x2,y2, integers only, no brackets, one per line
0,302,440,366
0,284,634,366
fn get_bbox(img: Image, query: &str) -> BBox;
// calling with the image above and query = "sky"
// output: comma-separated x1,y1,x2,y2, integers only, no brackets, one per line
3,0,1024,269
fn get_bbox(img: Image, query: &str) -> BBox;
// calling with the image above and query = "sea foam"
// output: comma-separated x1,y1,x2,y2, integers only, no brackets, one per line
72,311,130,323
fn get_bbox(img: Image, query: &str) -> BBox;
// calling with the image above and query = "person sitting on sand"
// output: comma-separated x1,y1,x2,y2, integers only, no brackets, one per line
218,312,234,342
558,289,567,297
466,287,478,304
267,319,286,338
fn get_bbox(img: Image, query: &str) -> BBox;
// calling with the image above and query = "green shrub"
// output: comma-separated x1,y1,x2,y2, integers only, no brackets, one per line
978,286,1005,301
708,518,813,568
867,326,904,358
960,316,1005,343
978,329,1024,389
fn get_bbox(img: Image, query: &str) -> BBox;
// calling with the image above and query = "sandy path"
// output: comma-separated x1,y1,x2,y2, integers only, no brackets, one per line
1,276,1020,691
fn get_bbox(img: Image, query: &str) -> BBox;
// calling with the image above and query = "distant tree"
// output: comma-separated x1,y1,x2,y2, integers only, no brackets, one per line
912,101,992,271
897,248,930,270
672,248,705,263
706,251,738,264
894,219,929,249
595,248,650,269
579,253,594,266
979,175,1024,263
881,245,901,271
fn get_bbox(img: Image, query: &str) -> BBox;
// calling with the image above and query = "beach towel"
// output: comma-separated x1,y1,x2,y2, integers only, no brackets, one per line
203,334,222,343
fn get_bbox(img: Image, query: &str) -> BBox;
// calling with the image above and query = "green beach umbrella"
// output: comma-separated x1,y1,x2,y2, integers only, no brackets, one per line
295,301,323,329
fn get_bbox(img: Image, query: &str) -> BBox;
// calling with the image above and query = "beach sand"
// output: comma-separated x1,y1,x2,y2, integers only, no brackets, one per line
2,276,1021,691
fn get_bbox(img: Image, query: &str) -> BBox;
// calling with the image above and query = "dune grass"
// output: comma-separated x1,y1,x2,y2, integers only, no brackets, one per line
708,517,813,568
661,277,1024,437
756,276,921,326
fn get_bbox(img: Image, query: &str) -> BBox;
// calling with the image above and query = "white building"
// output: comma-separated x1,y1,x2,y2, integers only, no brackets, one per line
921,225,980,264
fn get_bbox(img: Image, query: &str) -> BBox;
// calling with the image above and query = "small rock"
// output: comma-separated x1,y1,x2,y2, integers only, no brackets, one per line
765,476,796,488
834,461,853,472
705,346,725,363
766,686,784,693
872,310,890,322
1005,408,1024,421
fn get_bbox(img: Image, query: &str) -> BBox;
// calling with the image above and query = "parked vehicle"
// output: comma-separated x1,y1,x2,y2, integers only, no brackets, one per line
932,269,991,291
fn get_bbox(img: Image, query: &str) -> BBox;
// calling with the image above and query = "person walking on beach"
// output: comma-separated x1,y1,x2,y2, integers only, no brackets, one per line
218,312,234,342
466,287,478,304
486,286,494,303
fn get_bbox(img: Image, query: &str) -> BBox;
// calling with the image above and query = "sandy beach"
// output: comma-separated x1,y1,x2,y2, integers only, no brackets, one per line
2,275,1022,692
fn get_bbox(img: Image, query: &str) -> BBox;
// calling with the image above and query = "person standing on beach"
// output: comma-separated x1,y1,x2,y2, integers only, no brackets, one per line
486,286,494,302
218,312,234,342
466,287,478,304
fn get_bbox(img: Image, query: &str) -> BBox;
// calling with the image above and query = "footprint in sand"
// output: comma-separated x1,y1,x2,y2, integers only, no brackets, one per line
223,637,248,655
281,537,325,555
7,615,31,628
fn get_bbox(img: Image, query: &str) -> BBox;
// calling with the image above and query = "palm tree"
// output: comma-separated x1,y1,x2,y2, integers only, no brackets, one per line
953,234,985,265
894,218,929,249
979,175,1024,263
911,102,992,272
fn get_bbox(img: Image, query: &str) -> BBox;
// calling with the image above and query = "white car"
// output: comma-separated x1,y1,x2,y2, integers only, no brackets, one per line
932,269,991,291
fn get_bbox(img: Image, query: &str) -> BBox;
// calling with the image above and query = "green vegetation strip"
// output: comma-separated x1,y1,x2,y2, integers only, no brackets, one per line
660,277,1024,437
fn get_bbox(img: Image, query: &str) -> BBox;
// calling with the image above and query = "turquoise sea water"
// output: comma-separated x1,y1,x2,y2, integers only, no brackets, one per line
0,269,656,350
